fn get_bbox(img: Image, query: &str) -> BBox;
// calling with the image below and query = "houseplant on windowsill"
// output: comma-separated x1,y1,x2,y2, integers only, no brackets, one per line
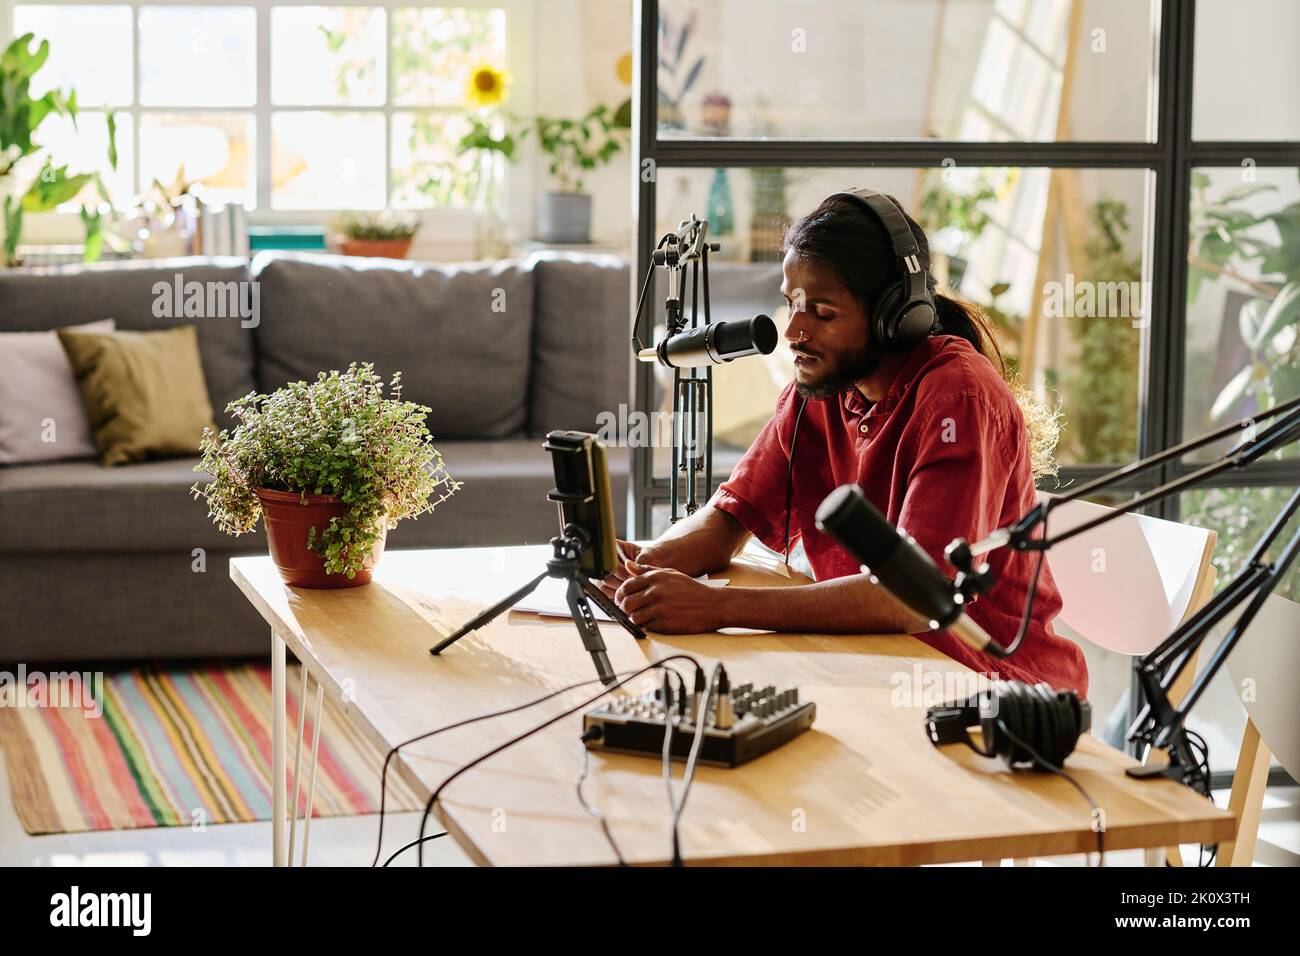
332,211,419,259
192,363,460,588
529,103,629,244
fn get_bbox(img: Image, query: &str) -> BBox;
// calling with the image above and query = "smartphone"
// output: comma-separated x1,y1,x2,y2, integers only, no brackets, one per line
543,431,619,579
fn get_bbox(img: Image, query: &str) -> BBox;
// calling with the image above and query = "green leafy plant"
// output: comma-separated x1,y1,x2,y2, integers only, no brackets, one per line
1188,170,1300,434
193,363,460,579
528,104,628,194
333,211,418,241
0,33,116,266
1061,198,1143,464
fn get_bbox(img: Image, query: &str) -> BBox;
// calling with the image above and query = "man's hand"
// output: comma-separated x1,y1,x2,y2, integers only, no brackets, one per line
613,562,724,634
598,540,666,599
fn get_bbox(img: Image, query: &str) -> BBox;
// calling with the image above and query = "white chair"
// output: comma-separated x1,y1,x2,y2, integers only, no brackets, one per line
1218,593,1300,867
1042,494,1218,657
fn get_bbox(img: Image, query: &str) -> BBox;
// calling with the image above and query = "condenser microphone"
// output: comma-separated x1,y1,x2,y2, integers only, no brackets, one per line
637,314,778,368
814,484,1009,658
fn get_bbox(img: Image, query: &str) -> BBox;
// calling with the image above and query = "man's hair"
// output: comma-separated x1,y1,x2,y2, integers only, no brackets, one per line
783,192,1059,479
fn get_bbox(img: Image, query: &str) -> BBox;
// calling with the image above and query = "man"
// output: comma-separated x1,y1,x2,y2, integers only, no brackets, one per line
601,190,1087,696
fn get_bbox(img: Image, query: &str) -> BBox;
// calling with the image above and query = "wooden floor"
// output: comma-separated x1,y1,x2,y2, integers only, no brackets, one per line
0,744,1295,867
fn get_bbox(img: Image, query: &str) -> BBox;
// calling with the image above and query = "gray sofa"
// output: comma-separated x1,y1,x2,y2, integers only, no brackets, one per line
0,251,640,663
0,250,781,664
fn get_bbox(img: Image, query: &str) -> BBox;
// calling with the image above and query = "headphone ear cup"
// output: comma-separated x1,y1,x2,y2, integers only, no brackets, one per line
872,282,935,353
871,281,906,352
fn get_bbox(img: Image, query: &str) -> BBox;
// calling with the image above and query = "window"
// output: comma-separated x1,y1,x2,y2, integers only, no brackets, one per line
12,2,508,212
635,0,1300,776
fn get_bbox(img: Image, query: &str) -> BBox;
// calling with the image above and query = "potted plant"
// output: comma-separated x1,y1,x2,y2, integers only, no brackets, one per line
1,33,118,266
193,363,460,588
332,211,418,259
530,103,628,244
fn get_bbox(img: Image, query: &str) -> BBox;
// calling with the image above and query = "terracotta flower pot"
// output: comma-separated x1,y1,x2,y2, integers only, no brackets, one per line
254,487,386,588
337,237,413,259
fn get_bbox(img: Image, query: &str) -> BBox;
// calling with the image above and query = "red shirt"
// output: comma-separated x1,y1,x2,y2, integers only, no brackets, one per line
714,334,1088,696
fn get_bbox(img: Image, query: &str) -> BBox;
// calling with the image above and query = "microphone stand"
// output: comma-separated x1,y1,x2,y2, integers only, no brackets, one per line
942,394,1300,794
631,215,720,523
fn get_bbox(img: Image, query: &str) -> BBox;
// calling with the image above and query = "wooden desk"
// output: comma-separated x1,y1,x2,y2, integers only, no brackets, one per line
230,545,1235,866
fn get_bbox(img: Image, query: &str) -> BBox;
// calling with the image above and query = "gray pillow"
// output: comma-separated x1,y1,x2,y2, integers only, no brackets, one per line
0,319,115,464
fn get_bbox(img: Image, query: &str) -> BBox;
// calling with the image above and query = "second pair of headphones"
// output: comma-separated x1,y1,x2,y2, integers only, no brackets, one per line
832,187,937,352
924,680,1092,770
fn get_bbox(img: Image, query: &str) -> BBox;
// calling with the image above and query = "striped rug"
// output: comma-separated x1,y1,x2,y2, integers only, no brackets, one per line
0,663,421,834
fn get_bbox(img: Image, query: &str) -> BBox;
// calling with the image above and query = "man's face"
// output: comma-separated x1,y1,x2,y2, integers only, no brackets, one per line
780,250,883,400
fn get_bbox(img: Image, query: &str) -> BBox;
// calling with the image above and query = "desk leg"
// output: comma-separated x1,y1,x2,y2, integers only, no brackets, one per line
271,629,286,868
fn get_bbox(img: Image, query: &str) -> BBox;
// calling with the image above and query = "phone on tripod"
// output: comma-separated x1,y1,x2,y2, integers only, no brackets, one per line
543,431,618,579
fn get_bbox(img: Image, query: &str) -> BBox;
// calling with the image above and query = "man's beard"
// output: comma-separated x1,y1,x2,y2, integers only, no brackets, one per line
793,341,886,400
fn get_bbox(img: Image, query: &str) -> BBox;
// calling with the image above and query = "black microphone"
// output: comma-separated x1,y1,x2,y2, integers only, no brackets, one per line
814,484,1008,658
637,314,778,368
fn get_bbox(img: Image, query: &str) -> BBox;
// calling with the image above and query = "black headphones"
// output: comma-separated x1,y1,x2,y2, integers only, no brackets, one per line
925,680,1091,770
832,187,937,352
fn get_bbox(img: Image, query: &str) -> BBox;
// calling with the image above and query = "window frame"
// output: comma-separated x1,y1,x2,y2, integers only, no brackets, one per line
630,0,1300,767
4,0,535,220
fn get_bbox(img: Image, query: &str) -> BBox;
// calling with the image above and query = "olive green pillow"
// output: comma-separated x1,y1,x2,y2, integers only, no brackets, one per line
57,325,215,467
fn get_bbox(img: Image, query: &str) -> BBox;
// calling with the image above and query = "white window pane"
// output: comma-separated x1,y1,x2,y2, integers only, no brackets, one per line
34,112,135,209
271,112,384,209
392,7,506,106
390,111,482,208
12,5,133,107
271,7,386,106
140,113,255,209
139,6,257,107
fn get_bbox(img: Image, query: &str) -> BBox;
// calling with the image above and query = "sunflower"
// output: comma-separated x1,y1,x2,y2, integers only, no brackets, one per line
466,64,510,109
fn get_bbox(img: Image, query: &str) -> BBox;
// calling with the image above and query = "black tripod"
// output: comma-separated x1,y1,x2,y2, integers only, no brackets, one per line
429,525,645,686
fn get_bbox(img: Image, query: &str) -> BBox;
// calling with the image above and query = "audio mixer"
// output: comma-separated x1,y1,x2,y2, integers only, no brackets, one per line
583,678,815,768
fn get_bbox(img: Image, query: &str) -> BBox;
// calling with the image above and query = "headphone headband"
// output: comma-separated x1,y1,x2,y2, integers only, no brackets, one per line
833,188,922,273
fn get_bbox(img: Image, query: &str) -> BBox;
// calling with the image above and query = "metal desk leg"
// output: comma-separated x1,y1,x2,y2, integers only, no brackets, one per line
300,682,325,866
288,664,309,866
271,629,287,867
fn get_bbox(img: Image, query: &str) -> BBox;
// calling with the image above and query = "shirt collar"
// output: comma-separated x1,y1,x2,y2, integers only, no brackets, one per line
841,336,946,419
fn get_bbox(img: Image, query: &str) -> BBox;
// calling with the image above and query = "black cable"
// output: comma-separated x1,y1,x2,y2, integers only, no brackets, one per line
995,716,1105,867
381,831,449,867
998,511,1050,658
370,666,687,867
576,728,626,866
783,395,810,566
416,654,702,866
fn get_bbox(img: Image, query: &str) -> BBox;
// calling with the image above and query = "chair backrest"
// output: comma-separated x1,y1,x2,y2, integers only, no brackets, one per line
1226,593,1300,782
1040,493,1217,656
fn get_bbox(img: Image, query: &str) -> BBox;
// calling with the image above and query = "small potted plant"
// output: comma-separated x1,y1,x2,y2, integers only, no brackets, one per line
332,211,418,259
193,363,460,588
530,103,628,244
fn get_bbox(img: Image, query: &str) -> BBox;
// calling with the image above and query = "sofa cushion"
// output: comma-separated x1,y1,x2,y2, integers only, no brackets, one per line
529,252,631,436
0,457,249,553
0,441,628,554
0,258,256,430
252,252,534,439
0,318,115,464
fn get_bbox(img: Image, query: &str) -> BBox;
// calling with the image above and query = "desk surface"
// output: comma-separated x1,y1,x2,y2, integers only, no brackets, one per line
231,545,1235,866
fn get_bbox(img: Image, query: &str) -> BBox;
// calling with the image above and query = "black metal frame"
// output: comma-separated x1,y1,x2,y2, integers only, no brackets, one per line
629,0,1300,758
